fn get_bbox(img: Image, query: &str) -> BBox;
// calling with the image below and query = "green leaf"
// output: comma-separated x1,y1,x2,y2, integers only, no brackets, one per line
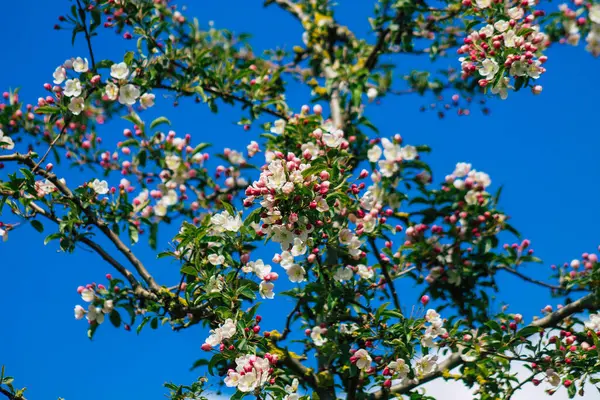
109,310,122,328
150,116,171,129
30,220,44,233
124,51,135,66
35,105,61,115
515,325,539,338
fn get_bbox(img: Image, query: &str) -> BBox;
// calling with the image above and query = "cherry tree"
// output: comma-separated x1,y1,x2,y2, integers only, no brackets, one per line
1,0,600,399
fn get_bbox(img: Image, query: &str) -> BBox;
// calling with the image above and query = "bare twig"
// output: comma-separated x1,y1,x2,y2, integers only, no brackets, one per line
369,237,402,312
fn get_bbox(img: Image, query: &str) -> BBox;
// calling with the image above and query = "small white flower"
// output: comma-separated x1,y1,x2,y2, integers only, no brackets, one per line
63,79,82,97
357,264,374,280
494,20,509,33
53,66,66,84
475,0,491,8
367,87,378,102
110,62,130,80
140,93,155,109
415,354,438,376
208,254,225,265
104,81,119,101
585,313,600,332
354,349,372,370
91,179,109,195
311,326,328,346
73,57,89,73
165,154,181,171
367,145,382,163
270,119,286,135
401,145,417,161
74,305,86,320
322,129,344,148
286,264,306,283
259,281,275,299
479,24,494,38
102,299,114,314
68,97,85,115
546,369,561,387
478,58,499,80
334,266,354,282
590,5,600,24
118,84,140,105
81,288,95,302
87,304,105,324
453,162,471,177
0,228,7,242
508,7,524,20
0,129,15,150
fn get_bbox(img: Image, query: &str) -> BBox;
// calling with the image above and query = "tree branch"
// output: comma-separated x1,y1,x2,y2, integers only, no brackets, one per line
498,265,587,293
75,0,96,68
369,237,402,312
370,292,599,399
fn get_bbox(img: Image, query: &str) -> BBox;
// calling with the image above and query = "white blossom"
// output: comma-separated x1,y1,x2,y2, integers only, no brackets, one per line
354,349,372,370
68,97,85,115
140,93,155,109
91,179,109,195
0,129,15,150
110,62,129,80
73,57,89,73
63,78,82,97
259,281,275,299
270,119,286,135
311,326,328,346
53,66,66,84
118,84,140,105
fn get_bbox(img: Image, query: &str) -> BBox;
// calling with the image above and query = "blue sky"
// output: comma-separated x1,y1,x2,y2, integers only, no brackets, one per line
1,1,599,399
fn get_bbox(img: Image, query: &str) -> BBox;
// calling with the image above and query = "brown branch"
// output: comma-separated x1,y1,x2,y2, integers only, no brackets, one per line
498,265,587,293
369,237,402,312
0,387,25,400
75,0,96,68
370,292,599,399
1,152,160,291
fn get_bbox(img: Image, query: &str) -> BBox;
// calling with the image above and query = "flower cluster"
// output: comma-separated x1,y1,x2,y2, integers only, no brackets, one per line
74,285,114,325
458,3,549,98
202,318,237,348
556,2,600,57
224,354,277,392
421,309,447,348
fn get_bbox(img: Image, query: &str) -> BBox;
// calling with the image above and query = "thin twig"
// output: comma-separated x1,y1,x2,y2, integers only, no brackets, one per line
369,237,402,312
75,0,96,68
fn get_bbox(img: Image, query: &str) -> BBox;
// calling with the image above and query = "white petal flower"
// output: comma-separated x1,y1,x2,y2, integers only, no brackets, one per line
74,305,86,320
53,67,66,84
270,119,286,135
110,62,130,80
590,5,600,24
367,145,382,162
259,281,275,299
478,58,499,80
81,288,95,302
91,179,109,195
367,87,378,102
105,82,119,101
63,79,82,97
73,57,89,73
68,97,85,115
140,93,155,109
0,129,15,150
311,326,328,346
354,349,372,370
118,84,140,105
286,264,306,283
475,0,491,8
